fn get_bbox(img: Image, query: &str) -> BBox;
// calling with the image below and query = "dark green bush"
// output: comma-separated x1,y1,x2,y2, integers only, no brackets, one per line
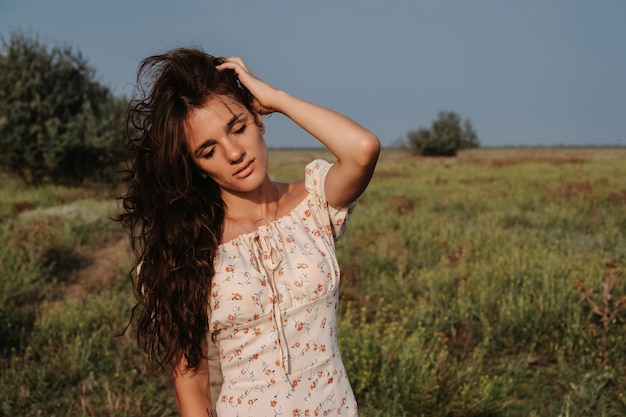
0,30,127,184
407,110,480,156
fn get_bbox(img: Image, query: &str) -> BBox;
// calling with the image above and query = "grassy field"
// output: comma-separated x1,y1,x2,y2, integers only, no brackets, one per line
1,148,625,416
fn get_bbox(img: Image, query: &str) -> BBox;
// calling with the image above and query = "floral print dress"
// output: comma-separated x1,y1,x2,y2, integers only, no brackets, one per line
209,159,358,417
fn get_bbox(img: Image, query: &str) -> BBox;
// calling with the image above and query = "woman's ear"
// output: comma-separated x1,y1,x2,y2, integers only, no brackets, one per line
255,114,265,134
194,165,209,179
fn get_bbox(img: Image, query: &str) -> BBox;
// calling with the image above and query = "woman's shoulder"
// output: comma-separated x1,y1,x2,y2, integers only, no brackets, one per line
277,159,331,215
303,159,333,200
275,181,307,218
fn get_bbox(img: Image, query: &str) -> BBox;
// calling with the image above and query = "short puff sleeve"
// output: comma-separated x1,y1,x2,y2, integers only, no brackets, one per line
304,159,357,241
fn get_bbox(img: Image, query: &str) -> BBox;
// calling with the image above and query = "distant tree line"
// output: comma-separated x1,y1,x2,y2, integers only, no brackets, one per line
0,30,127,184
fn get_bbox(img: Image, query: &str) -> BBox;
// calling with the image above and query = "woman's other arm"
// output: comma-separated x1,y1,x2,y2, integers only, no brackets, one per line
171,340,214,417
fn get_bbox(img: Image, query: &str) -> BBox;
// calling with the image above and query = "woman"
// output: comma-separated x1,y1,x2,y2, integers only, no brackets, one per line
118,47,379,417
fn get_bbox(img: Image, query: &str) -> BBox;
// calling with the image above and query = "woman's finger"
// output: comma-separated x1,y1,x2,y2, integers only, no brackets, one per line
224,57,248,71
217,57,249,74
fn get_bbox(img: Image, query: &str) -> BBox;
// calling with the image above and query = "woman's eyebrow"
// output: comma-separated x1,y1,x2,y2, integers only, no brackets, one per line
193,113,246,157
225,112,245,130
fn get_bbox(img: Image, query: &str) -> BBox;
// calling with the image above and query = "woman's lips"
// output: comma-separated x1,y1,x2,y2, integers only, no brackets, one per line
233,158,255,178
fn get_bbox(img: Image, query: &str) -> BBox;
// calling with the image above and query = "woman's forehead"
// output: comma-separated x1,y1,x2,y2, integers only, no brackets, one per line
201,94,248,119
185,95,250,144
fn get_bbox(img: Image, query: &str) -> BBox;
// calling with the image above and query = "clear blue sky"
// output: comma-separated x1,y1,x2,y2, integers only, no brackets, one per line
2,0,625,148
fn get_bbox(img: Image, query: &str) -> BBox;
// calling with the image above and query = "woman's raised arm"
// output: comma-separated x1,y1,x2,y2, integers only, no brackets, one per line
217,58,380,207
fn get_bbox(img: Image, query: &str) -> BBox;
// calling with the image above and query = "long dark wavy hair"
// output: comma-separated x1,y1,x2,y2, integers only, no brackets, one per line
117,48,257,371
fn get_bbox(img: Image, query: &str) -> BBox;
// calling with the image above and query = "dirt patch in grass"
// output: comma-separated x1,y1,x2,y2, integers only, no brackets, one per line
388,195,416,214
62,237,132,300
544,180,594,204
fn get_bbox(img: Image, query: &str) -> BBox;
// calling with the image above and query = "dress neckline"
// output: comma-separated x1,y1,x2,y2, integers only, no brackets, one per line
219,192,312,247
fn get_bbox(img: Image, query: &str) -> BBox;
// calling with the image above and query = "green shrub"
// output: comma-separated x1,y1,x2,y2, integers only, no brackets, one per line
0,30,127,184
407,111,479,156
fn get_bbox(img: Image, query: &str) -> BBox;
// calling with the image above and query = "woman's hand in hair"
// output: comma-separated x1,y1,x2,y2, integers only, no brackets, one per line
216,57,281,116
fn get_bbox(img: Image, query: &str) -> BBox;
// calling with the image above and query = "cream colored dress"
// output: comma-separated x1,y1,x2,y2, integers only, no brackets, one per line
209,160,358,417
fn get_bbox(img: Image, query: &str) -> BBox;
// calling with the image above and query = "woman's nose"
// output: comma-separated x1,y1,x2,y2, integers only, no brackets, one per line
224,137,246,163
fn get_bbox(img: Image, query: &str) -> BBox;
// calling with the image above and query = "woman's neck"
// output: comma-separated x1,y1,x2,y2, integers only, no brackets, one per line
222,179,280,233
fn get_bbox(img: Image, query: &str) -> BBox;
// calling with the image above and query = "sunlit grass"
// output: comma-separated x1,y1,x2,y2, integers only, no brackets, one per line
1,148,626,416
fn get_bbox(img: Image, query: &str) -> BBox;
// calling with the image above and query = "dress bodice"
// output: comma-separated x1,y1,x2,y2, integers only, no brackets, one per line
209,160,359,416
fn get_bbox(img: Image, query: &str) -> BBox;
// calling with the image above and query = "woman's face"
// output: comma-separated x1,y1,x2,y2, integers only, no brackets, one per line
186,95,269,195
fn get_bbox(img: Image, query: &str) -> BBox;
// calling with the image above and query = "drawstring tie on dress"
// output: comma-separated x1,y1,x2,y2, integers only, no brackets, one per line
255,230,294,383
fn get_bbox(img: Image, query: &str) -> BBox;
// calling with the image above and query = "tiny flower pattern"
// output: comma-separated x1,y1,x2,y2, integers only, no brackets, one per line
209,160,358,417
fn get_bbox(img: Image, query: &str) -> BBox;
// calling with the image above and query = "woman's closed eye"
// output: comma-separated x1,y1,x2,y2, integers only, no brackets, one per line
202,147,216,159
231,123,247,135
